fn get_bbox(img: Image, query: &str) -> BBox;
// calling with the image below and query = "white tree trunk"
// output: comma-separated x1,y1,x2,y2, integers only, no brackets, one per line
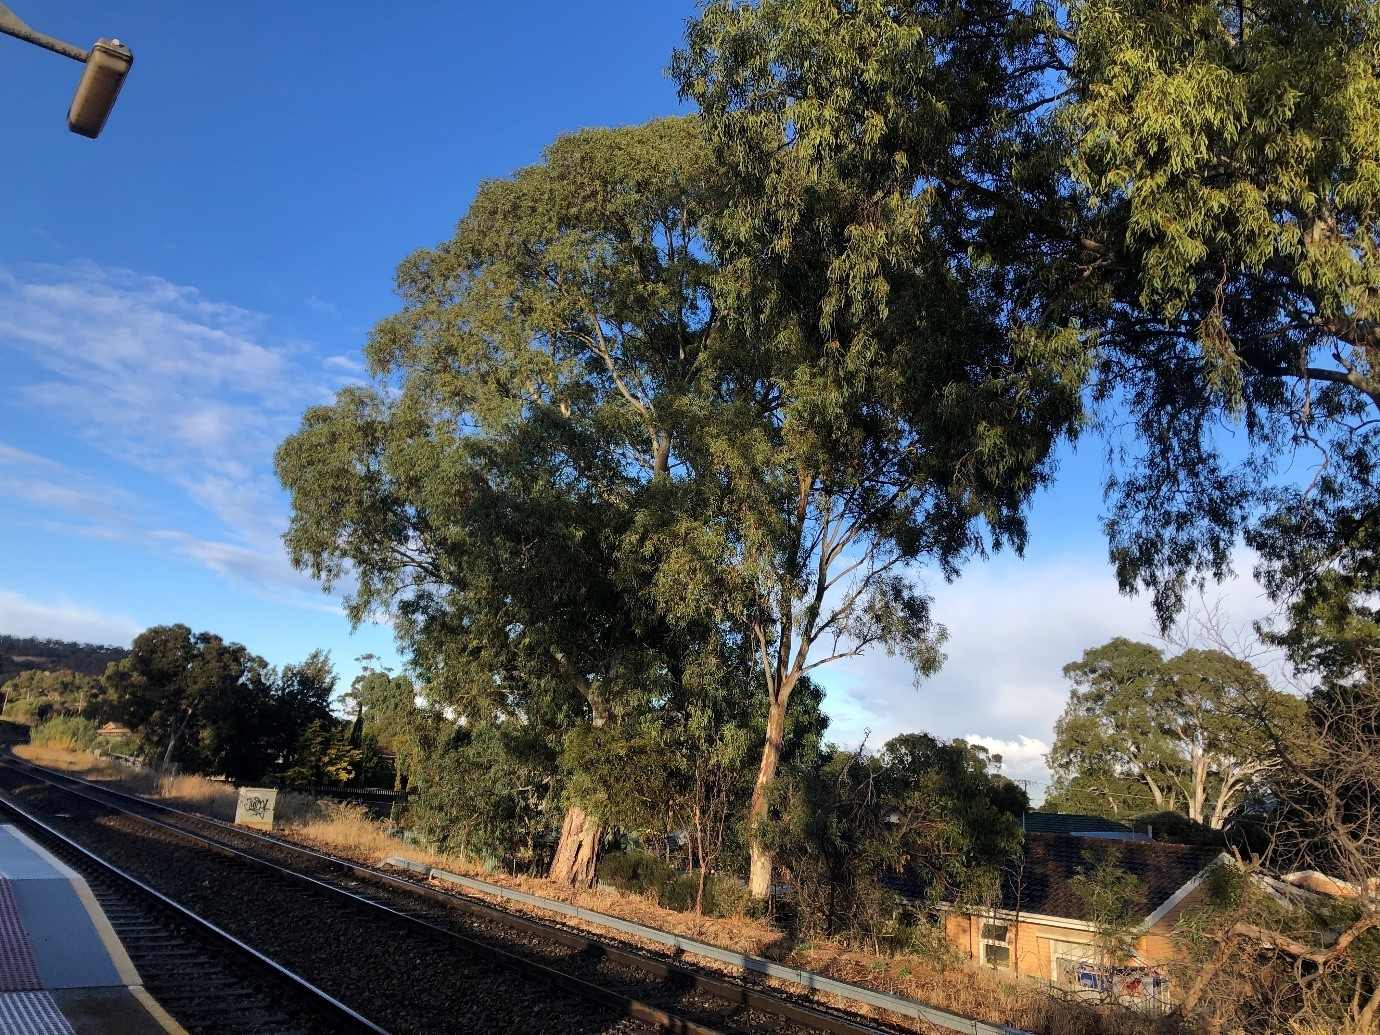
747,686,789,899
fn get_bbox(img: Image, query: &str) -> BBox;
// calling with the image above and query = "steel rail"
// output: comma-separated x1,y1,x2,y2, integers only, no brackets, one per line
0,790,390,1035
2,759,727,1035
4,754,909,1035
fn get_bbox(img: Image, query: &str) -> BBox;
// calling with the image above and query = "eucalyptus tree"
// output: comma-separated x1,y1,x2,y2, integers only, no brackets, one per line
1066,0,1380,623
102,624,275,780
268,649,337,776
674,0,1087,897
1048,637,1306,828
668,0,1380,629
277,117,726,885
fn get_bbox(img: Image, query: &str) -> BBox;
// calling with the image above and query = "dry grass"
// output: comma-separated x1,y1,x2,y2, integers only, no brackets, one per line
14,744,122,774
155,773,238,821
10,746,1186,1035
15,744,240,819
785,946,1175,1035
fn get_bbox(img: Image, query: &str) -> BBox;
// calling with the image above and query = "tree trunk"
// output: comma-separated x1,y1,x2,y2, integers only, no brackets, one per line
1189,750,1208,824
747,686,789,900
549,803,601,887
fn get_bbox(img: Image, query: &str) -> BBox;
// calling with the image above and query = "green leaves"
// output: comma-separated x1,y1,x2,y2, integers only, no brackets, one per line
767,732,1024,941
1048,636,1305,827
1068,0,1380,619
103,624,276,781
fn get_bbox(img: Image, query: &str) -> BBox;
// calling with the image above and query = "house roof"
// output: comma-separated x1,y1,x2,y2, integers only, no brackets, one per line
997,832,1224,922
1022,812,1134,835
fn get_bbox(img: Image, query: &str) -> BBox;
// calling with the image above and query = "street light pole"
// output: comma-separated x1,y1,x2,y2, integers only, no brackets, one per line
0,3,132,138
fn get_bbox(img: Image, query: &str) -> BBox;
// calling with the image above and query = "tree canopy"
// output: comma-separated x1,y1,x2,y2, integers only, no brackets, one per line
102,624,276,780
278,100,1092,893
1066,0,1380,623
1047,637,1306,827
670,0,1380,635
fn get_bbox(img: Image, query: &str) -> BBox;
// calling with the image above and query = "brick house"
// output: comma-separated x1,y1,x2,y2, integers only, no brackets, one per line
942,832,1227,999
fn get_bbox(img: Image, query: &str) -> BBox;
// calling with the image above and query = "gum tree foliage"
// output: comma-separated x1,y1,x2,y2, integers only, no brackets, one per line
1064,0,1380,622
269,649,337,776
1171,669,1380,1035
564,664,827,911
673,0,1087,898
277,117,730,886
1068,842,1148,973
355,675,572,870
672,0,1380,638
0,668,103,723
768,733,1025,944
276,100,1074,898
1222,570,1380,1030
102,624,276,780
1047,637,1305,827
352,670,418,792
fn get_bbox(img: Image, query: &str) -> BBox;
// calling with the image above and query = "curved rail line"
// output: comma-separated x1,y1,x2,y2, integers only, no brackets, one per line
1,756,913,1035
0,790,389,1034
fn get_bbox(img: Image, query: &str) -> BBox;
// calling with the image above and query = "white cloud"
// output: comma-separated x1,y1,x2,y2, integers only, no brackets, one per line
0,261,354,607
0,444,139,537
151,531,344,613
0,444,61,469
0,263,316,543
816,548,1280,801
960,734,1051,790
0,590,139,646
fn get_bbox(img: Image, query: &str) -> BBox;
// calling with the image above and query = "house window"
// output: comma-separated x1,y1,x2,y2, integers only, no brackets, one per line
980,921,1010,968
1049,939,1097,986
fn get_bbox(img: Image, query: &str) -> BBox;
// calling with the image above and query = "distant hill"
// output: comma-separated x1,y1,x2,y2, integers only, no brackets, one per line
0,635,129,681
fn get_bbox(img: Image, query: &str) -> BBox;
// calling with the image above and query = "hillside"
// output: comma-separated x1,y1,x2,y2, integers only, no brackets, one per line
0,635,129,681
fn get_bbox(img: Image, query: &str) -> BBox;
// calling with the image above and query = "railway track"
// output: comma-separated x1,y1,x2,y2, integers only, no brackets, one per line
0,794,384,1034
0,757,909,1035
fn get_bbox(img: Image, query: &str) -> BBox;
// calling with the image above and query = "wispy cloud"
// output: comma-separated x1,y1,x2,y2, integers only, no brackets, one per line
324,353,365,374
0,444,139,538
0,261,358,608
0,444,61,469
150,530,345,614
0,589,139,646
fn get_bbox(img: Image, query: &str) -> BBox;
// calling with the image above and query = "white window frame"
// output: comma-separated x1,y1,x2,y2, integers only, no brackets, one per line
1048,938,1097,986
979,919,1011,969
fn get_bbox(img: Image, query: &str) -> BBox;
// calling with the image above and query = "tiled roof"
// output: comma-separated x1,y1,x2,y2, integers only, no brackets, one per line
998,833,1223,922
1023,812,1134,835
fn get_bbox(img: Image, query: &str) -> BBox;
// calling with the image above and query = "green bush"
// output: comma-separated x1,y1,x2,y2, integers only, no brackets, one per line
30,717,99,752
700,872,749,917
98,736,140,758
596,850,747,917
597,849,680,895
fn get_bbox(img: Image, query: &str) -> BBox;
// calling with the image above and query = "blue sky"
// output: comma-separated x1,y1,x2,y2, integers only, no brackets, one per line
0,2,1273,797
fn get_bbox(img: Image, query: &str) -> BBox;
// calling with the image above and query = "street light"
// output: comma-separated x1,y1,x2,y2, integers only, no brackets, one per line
0,4,133,138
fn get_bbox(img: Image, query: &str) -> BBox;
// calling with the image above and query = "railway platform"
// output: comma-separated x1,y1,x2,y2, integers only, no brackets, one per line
0,823,183,1035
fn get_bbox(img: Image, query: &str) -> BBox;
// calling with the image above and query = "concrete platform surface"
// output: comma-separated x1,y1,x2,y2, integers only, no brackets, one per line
0,823,184,1034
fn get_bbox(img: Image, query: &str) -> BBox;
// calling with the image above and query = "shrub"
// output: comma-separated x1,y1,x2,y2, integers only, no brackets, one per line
597,849,680,895
597,850,748,917
700,872,750,918
97,736,140,758
30,717,99,752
